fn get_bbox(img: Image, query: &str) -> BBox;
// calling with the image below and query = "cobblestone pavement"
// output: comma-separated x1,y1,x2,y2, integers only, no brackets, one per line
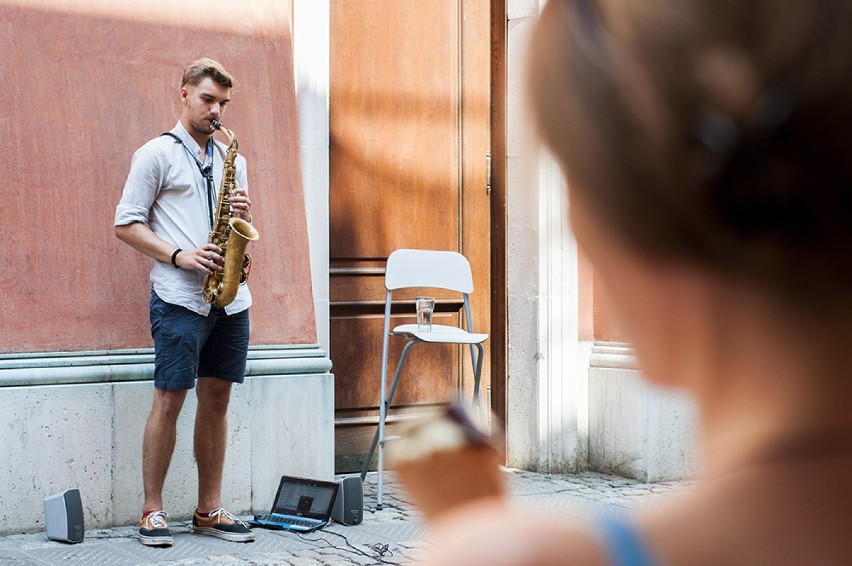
0,470,692,565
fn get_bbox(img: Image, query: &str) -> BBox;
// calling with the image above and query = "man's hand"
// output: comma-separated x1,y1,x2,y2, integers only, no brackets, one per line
175,244,224,274
230,187,252,222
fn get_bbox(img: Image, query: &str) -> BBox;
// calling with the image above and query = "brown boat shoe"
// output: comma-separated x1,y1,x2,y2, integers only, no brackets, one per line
138,510,173,547
192,507,255,542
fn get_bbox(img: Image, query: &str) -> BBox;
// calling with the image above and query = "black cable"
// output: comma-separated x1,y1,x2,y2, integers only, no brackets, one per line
371,542,393,557
294,529,402,565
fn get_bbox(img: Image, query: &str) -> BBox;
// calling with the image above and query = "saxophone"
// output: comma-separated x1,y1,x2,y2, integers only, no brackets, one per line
202,120,260,308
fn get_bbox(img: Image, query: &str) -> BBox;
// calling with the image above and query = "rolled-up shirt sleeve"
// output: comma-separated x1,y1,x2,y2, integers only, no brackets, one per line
115,143,163,226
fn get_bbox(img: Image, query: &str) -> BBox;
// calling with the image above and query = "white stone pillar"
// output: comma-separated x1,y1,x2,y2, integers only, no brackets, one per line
294,0,331,352
505,0,589,473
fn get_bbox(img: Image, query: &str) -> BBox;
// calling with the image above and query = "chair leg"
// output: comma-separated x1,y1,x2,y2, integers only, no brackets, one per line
361,428,380,481
361,340,418,480
462,297,486,411
384,341,418,411
361,339,418,509
471,342,485,424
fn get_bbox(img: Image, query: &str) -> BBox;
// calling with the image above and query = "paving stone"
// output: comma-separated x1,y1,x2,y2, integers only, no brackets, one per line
0,470,691,565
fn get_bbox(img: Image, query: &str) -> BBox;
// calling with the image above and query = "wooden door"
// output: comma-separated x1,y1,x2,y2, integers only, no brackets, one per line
330,0,491,472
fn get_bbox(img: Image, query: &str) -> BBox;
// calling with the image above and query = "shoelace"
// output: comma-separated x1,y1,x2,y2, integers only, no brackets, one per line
207,507,249,528
145,511,169,529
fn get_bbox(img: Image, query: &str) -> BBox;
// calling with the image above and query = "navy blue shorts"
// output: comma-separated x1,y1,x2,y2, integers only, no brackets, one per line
149,291,250,390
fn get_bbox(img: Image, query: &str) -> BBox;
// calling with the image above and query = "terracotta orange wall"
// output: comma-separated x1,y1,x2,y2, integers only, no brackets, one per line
577,248,628,343
1,0,316,353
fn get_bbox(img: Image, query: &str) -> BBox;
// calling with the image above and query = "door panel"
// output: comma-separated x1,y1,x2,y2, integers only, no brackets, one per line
330,0,459,258
330,0,491,472
331,313,457,411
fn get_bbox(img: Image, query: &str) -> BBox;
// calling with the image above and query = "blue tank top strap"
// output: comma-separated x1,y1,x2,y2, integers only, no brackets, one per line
598,515,658,566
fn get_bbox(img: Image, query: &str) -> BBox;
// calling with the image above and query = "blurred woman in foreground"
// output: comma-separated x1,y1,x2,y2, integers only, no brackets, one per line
415,0,852,564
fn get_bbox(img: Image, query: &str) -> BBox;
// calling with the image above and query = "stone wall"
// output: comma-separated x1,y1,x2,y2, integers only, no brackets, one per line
0,0,337,535
0,347,333,535
588,343,700,482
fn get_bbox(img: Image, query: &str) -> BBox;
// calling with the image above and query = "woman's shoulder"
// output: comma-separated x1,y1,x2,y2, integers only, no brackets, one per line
643,463,852,566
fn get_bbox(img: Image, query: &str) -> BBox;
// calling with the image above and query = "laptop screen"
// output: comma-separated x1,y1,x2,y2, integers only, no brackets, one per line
272,476,339,520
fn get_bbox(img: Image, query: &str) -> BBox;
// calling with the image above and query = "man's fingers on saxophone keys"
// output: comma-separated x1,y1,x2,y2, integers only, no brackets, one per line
199,259,222,274
200,244,224,263
190,246,223,273
201,243,223,254
207,254,224,271
229,188,251,218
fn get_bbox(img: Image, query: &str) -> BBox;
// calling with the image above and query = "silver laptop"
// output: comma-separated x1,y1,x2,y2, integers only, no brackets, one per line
250,475,340,532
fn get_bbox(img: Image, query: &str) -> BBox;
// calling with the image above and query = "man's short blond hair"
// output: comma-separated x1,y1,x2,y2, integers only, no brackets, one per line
181,58,234,89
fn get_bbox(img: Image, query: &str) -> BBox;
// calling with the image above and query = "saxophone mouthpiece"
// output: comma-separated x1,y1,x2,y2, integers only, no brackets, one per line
211,119,222,131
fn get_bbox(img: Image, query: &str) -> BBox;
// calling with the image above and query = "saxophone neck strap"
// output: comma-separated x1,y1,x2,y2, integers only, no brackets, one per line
162,132,216,227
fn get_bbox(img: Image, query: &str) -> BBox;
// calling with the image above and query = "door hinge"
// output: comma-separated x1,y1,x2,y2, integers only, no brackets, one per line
486,152,492,196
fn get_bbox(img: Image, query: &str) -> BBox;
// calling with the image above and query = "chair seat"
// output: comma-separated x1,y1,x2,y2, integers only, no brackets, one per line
392,323,489,344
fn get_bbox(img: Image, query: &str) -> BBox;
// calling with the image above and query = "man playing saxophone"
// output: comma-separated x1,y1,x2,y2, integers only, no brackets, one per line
114,58,254,547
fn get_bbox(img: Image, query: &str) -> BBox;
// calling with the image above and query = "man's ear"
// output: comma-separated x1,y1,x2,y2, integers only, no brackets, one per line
179,86,189,103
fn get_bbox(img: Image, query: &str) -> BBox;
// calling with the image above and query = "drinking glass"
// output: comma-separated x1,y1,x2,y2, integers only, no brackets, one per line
416,297,435,332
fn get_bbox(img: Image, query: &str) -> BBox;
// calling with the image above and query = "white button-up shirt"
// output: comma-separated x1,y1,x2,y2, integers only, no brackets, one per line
115,122,252,316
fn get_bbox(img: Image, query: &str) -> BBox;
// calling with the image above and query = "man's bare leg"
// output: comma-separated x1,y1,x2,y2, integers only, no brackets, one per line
194,377,232,513
191,378,253,542
142,388,188,513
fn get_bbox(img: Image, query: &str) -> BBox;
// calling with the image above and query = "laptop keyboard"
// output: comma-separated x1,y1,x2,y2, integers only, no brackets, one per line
256,514,321,527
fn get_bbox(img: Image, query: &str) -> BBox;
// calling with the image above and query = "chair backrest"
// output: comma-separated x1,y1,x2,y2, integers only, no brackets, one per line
385,249,474,293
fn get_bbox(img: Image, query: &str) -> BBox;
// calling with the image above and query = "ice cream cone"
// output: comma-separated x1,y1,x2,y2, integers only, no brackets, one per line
387,404,506,521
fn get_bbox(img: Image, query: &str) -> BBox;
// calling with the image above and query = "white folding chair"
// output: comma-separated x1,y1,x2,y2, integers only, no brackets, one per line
359,249,489,509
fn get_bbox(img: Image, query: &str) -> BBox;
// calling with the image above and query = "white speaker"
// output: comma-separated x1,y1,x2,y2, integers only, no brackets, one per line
44,489,84,543
331,475,363,525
